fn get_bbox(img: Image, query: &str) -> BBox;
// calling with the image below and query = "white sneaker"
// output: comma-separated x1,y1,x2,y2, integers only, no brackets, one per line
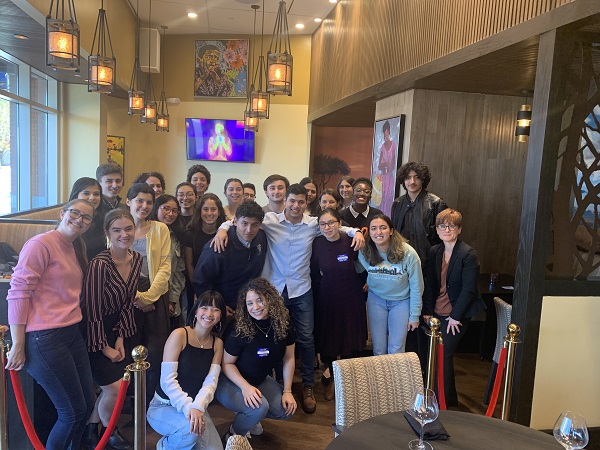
249,422,263,436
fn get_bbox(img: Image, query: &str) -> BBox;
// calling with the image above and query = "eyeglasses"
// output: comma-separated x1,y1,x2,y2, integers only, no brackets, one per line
354,188,372,195
244,193,256,199
66,208,94,224
177,193,195,199
436,224,459,231
318,220,339,228
159,205,180,216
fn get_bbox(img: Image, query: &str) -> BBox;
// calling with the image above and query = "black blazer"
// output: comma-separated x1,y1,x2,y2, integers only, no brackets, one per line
422,240,485,320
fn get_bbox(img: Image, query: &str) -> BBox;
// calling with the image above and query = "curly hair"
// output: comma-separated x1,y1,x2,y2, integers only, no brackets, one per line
187,164,211,186
133,171,166,192
234,278,290,342
361,214,408,265
397,161,431,190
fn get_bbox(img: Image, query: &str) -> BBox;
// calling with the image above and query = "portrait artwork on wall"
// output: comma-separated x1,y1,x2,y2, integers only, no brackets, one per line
194,39,248,98
106,135,125,175
370,115,405,216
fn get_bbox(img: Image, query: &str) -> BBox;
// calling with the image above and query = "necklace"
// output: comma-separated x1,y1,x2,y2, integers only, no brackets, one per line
254,322,272,338
192,328,211,348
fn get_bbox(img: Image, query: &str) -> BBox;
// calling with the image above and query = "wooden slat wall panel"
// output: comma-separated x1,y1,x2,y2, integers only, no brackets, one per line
309,0,573,116
409,89,527,275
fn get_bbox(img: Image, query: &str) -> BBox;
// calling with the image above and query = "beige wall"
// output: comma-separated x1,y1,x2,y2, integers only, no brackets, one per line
531,296,600,429
58,31,312,204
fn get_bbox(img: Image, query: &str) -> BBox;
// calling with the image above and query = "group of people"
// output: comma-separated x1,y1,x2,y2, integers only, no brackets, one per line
5,160,485,450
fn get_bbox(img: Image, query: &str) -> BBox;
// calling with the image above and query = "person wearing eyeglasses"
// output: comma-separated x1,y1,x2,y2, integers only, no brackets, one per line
422,209,485,407
310,208,367,401
149,195,187,327
340,177,384,235
243,183,256,203
176,182,198,230
5,199,97,449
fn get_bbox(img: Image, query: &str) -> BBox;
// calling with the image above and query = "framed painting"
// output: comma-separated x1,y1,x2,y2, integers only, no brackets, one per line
370,115,405,216
106,135,125,175
194,39,248,98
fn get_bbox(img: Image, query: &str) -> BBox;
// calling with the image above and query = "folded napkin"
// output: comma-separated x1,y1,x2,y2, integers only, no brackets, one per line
404,412,450,441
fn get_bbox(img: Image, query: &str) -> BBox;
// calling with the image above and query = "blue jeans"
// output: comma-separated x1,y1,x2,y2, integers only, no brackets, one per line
25,324,95,450
215,374,291,436
282,288,315,386
147,396,222,450
367,293,411,356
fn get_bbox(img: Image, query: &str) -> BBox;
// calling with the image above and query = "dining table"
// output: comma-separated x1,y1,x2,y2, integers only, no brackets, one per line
326,410,560,449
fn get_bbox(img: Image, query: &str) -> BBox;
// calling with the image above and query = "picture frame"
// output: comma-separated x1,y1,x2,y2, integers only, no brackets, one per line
370,115,405,216
194,39,249,98
106,135,125,175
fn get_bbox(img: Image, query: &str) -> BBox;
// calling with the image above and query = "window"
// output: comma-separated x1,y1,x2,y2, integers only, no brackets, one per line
0,50,58,214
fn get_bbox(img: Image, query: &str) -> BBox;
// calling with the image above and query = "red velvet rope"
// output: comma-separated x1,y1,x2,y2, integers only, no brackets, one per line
9,369,131,450
9,370,45,450
485,346,508,417
95,375,130,450
437,342,446,410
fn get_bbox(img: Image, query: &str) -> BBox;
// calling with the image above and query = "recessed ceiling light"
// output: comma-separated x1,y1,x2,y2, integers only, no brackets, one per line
295,23,305,29
329,0,337,3
187,12,198,18
13,34,29,40
314,18,322,23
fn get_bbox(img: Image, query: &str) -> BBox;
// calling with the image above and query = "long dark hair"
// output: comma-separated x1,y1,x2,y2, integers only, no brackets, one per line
300,176,319,216
361,214,407,265
68,177,102,203
186,193,226,233
187,291,226,332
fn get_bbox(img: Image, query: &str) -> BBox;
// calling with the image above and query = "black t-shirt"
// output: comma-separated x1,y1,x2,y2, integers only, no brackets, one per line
224,318,295,386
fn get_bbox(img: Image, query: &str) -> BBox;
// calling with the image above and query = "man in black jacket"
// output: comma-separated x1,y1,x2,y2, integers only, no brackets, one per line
192,201,267,319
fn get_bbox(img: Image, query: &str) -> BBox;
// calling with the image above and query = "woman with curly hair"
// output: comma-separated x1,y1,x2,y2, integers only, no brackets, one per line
215,278,297,440
358,214,424,355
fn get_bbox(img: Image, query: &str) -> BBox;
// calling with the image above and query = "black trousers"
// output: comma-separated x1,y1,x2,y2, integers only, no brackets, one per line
434,313,471,407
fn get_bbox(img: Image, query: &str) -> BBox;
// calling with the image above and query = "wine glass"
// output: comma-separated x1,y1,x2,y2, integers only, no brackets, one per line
408,388,439,450
553,411,589,449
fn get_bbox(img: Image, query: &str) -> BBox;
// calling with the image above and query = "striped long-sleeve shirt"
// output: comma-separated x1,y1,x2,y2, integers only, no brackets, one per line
81,249,142,352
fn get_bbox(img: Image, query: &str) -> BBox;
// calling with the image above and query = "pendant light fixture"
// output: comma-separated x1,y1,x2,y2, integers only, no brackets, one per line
515,91,532,143
128,0,144,115
244,5,259,133
46,0,80,70
88,0,116,94
156,25,169,132
140,0,157,124
249,0,269,120
267,1,293,96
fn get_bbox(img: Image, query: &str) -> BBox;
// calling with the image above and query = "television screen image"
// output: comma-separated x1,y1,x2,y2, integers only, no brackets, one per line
186,118,255,163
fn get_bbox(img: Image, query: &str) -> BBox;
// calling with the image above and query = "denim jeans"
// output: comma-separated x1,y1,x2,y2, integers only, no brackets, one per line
215,374,291,436
147,396,222,450
281,288,315,386
367,292,411,356
25,324,95,450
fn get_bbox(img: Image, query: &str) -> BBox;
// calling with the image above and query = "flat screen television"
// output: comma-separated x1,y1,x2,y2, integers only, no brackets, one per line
185,118,255,163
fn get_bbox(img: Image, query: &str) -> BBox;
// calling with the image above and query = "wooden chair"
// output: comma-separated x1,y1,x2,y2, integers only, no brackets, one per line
483,297,512,404
225,434,253,450
332,352,423,435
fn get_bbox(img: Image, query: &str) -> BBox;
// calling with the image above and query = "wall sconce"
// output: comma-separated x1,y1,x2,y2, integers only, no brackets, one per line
267,1,293,96
515,104,532,143
88,0,116,94
46,0,80,70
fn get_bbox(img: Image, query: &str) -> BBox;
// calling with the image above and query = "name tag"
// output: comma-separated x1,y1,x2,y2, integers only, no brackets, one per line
337,254,349,263
257,347,270,358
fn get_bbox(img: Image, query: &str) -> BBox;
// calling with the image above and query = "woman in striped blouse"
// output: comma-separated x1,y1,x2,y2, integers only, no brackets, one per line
81,209,142,449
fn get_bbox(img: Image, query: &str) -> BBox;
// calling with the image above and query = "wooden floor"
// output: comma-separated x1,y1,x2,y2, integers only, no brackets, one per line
119,353,503,449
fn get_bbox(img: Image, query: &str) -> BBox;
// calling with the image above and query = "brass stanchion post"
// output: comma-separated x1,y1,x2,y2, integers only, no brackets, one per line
501,323,521,421
126,345,150,450
425,318,441,391
0,326,9,450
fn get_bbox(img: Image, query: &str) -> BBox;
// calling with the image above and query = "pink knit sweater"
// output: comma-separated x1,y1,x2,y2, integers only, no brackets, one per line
7,230,83,332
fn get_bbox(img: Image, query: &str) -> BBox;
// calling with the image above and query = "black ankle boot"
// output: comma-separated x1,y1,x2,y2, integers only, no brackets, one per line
107,428,132,450
82,423,100,450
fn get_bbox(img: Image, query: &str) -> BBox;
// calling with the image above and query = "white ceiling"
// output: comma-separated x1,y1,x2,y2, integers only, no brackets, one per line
132,0,338,35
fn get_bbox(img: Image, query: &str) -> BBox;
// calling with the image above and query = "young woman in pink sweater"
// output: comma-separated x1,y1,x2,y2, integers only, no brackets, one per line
5,199,97,449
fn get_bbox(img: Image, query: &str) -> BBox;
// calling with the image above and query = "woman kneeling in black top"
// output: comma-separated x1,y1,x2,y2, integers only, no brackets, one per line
147,291,225,450
216,278,297,440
